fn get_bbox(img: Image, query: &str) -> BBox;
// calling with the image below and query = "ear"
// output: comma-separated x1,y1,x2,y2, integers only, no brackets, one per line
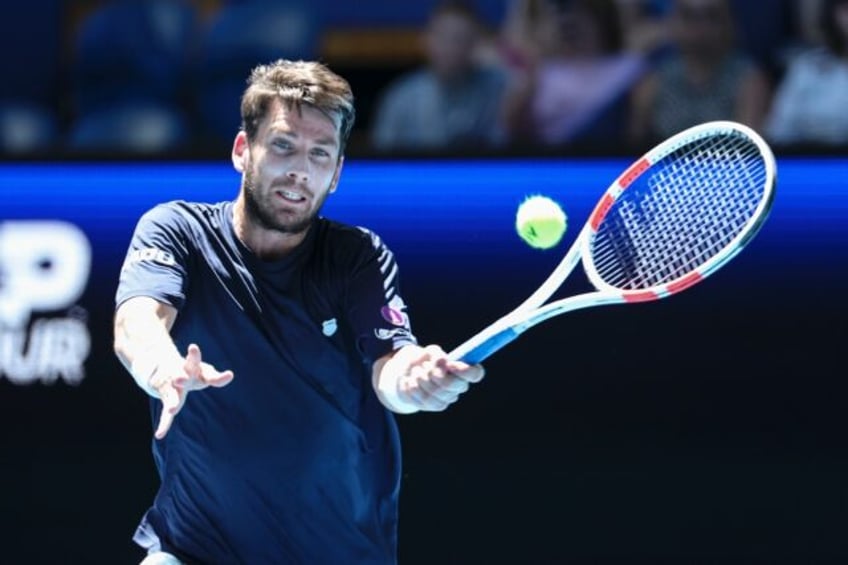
231,131,249,173
328,156,345,194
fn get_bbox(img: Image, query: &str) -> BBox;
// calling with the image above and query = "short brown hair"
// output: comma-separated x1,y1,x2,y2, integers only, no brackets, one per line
241,59,356,154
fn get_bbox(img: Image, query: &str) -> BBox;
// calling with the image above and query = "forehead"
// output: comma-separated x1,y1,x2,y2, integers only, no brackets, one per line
260,98,340,144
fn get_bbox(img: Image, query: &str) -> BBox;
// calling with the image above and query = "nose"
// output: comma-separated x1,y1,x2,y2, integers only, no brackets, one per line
286,154,309,184
286,170,307,182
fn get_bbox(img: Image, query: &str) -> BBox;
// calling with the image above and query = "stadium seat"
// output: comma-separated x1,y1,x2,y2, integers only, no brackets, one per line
0,104,59,154
193,1,321,147
69,0,197,152
0,0,62,153
72,0,198,111
68,101,189,153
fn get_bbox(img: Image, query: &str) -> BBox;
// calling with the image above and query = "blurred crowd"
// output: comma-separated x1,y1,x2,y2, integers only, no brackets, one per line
1,0,847,156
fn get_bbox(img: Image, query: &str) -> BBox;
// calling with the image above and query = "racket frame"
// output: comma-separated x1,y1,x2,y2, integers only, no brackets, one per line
449,121,777,363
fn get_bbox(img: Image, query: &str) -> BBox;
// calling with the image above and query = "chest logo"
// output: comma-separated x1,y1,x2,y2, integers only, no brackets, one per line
322,318,338,337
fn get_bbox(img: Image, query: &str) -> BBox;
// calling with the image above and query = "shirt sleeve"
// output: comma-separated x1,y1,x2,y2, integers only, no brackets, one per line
115,202,192,311
344,228,418,364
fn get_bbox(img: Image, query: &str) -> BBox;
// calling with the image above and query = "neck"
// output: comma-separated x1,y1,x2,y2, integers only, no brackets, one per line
232,197,309,261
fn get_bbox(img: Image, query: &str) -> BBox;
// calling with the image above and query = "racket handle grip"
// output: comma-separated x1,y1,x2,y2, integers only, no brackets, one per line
450,326,521,364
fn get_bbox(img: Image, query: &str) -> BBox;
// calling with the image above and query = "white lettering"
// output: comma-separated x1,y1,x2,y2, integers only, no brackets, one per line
124,247,176,268
0,315,91,385
0,221,91,328
0,221,92,385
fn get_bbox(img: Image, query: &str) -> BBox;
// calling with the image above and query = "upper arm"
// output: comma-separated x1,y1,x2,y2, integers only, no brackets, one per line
115,203,192,311
343,229,417,365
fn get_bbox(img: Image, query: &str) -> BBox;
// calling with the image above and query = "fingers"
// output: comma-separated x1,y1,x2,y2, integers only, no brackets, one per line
422,345,485,382
400,376,452,412
155,407,174,440
446,360,486,384
205,369,234,388
173,343,201,387
183,343,202,376
173,344,234,390
153,344,234,439
399,345,484,412
423,344,485,387
416,367,463,403
154,382,183,439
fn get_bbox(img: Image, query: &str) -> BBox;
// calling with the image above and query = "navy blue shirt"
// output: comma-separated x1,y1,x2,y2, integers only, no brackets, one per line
116,201,417,564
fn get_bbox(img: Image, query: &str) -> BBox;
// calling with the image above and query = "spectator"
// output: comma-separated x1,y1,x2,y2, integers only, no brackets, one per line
764,0,848,146
628,0,771,145
614,0,672,55
796,0,828,46
500,0,648,146
370,1,506,151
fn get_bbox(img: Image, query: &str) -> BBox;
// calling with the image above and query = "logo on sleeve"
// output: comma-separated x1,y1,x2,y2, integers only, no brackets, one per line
374,327,413,341
123,247,176,269
380,295,408,327
322,318,338,337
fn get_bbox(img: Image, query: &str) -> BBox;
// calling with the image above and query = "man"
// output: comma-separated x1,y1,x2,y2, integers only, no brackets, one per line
114,59,484,564
627,0,771,144
370,0,506,150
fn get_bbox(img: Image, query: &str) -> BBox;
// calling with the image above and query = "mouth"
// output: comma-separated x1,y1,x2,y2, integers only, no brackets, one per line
276,189,308,204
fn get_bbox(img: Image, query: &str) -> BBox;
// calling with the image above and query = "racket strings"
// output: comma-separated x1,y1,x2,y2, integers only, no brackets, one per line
590,133,767,290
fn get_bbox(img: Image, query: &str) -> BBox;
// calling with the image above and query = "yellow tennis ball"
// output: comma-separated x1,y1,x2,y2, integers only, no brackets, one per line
515,195,567,249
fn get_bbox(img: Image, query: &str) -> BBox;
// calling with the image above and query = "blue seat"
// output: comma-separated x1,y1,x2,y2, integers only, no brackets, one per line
0,0,61,106
68,101,189,153
193,1,321,146
68,0,198,152
0,103,59,154
310,0,506,28
0,0,62,153
72,0,198,114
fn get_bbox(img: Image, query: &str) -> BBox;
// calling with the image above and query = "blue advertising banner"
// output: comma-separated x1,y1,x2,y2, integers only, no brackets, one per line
1,157,846,562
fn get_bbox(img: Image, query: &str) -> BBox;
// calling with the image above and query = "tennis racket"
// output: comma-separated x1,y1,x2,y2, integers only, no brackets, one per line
449,120,777,364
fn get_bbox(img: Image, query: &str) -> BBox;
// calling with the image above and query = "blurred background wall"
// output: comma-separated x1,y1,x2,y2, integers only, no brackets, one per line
1,1,847,563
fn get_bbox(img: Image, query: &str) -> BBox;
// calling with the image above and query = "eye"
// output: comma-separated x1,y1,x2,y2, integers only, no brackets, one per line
273,139,293,151
311,147,330,158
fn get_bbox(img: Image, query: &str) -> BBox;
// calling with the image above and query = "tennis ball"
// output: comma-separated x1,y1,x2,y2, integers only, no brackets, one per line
515,195,567,250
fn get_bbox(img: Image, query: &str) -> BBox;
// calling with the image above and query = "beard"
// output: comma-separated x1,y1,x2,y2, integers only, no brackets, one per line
242,165,326,234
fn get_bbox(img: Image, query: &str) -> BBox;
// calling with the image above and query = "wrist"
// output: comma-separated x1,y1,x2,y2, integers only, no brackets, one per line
130,355,161,398
376,355,420,414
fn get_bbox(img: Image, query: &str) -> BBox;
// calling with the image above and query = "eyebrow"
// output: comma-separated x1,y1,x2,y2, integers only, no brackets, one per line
269,129,339,148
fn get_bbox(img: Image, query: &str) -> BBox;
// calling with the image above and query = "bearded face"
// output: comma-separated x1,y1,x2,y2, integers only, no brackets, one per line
235,99,342,236
241,157,333,234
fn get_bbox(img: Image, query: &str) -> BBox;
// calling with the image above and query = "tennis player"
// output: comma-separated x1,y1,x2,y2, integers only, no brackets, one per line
113,59,485,564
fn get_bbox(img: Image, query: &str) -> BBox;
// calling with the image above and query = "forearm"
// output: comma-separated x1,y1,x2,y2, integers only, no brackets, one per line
114,297,181,397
